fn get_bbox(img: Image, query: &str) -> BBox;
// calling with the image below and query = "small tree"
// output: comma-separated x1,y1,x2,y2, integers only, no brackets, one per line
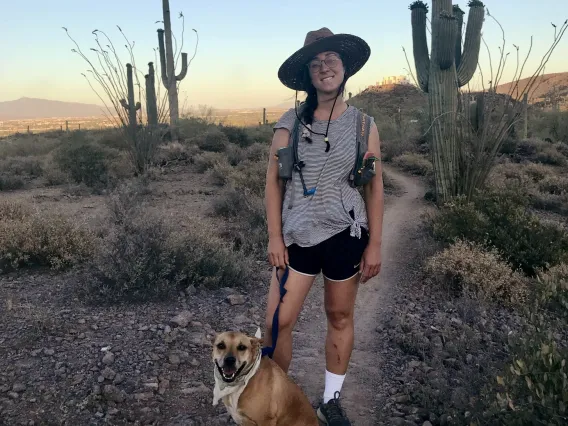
63,26,167,174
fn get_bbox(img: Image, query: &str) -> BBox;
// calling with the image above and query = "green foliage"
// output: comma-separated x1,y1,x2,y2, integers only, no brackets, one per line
218,124,253,148
392,153,433,176
430,188,568,276
488,325,568,425
53,133,109,189
193,128,229,152
85,180,255,303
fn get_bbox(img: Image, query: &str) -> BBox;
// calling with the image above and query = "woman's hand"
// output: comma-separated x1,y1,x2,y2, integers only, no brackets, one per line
359,243,381,284
268,235,289,268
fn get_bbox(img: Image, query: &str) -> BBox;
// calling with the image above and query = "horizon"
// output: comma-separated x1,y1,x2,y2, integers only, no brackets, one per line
1,0,567,111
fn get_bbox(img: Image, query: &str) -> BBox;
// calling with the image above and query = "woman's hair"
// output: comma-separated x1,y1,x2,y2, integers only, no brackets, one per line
300,56,348,125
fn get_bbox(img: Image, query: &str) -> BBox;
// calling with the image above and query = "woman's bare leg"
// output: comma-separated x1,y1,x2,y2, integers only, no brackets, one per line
264,267,316,373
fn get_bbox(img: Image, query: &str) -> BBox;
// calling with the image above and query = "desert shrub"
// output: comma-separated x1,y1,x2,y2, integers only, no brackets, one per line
178,116,215,139
53,134,109,189
244,142,270,163
85,181,255,303
193,151,226,173
208,160,235,186
423,239,529,306
0,134,62,159
430,189,568,276
193,128,229,152
43,159,70,186
380,138,418,162
556,142,568,157
536,263,568,318
0,175,25,191
0,200,95,272
154,141,192,165
226,143,246,166
535,147,567,166
243,125,274,145
213,185,267,258
392,152,433,176
487,330,568,425
0,156,44,178
218,125,253,148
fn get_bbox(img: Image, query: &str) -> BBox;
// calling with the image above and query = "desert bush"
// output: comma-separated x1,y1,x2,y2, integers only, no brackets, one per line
178,116,215,139
423,239,529,307
487,329,568,425
392,152,433,176
218,124,253,148
430,188,568,276
0,134,62,159
536,263,568,318
380,138,418,162
213,185,267,258
530,110,568,143
53,133,109,189
193,128,229,152
226,143,246,166
0,156,44,178
85,180,255,303
0,200,95,272
535,147,567,166
193,151,226,173
243,125,274,145
0,175,25,191
244,142,270,163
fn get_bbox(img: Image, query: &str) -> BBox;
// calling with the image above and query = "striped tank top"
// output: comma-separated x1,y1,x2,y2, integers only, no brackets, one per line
273,105,373,248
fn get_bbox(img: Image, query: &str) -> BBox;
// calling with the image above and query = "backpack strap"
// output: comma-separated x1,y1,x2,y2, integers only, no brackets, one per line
349,108,372,187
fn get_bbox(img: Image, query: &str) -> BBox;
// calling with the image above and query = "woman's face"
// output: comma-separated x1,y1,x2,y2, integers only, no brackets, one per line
307,51,345,94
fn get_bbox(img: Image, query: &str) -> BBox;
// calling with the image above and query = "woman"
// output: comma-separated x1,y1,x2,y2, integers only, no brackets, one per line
263,27,384,425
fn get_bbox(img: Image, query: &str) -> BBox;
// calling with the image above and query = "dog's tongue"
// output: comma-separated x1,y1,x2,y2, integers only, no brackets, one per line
223,366,236,375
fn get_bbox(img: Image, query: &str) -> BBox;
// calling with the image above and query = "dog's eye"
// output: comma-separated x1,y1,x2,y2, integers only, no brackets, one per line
216,342,226,350
237,344,247,351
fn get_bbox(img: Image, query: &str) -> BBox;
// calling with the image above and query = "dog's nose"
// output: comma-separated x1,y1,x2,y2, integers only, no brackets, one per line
224,356,236,366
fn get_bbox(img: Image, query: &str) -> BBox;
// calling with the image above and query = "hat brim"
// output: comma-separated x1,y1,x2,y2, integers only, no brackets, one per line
278,34,371,91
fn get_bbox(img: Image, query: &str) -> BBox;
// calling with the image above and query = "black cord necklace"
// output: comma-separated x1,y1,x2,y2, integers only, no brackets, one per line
294,91,340,152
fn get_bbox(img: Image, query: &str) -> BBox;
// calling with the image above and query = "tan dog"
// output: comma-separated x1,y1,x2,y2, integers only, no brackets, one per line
211,328,319,426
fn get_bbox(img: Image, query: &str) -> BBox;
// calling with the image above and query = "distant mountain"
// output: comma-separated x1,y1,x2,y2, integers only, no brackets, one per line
0,97,106,120
495,72,568,108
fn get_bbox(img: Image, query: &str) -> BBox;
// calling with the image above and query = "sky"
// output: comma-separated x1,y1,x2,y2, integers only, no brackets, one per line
0,0,567,111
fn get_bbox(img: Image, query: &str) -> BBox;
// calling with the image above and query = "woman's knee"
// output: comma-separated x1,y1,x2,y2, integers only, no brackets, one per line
325,308,354,331
265,309,296,334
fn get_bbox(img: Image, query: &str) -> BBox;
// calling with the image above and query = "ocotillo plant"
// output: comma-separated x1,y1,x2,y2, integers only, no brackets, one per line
119,63,141,140
157,0,188,140
145,62,159,127
409,0,485,203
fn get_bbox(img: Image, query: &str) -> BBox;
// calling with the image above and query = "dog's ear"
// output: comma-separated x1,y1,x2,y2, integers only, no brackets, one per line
250,337,264,347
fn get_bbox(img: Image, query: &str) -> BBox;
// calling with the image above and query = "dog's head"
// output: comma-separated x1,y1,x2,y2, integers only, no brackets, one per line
212,331,262,383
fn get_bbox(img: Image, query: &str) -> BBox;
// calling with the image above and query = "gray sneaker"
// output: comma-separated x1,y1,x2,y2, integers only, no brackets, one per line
316,391,351,425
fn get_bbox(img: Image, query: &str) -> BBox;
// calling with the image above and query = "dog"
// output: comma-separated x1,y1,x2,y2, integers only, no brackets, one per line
211,328,319,426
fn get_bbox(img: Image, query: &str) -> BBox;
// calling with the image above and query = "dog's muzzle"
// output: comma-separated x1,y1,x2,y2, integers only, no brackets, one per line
216,357,246,383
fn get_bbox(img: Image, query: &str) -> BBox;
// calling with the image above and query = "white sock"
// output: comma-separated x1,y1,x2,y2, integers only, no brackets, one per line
323,370,346,403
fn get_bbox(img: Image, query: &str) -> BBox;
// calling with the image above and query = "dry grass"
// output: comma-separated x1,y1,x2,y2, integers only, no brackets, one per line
424,239,529,307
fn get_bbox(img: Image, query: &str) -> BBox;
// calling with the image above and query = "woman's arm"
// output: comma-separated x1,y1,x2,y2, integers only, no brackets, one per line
360,121,384,283
264,128,291,268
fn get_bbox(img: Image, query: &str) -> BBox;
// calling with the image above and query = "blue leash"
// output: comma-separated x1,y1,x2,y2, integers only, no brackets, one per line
261,266,289,358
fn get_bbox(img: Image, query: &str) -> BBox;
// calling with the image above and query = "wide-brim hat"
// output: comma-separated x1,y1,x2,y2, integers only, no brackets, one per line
278,27,371,91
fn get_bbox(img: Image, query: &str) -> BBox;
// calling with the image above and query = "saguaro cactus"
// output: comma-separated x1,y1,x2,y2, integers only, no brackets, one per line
409,0,485,202
120,63,141,139
145,62,158,127
157,0,188,140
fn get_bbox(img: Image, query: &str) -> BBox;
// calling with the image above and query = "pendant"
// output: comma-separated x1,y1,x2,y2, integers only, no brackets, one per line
324,136,330,152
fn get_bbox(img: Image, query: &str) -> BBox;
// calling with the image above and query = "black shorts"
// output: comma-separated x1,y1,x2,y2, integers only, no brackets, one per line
287,226,369,281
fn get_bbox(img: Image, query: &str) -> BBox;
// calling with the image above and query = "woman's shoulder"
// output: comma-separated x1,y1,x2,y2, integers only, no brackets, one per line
273,107,298,133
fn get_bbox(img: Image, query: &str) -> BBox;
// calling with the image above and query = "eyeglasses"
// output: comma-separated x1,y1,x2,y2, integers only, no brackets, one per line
307,54,341,73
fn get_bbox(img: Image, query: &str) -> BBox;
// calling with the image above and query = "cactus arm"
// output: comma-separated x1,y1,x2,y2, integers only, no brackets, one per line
457,0,485,87
157,29,169,87
453,5,465,69
435,11,458,70
145,62,159,126
175,52,188,81
410,1,430,92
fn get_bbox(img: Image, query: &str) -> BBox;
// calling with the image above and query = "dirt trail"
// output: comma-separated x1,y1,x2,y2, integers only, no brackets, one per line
286,165,426,425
